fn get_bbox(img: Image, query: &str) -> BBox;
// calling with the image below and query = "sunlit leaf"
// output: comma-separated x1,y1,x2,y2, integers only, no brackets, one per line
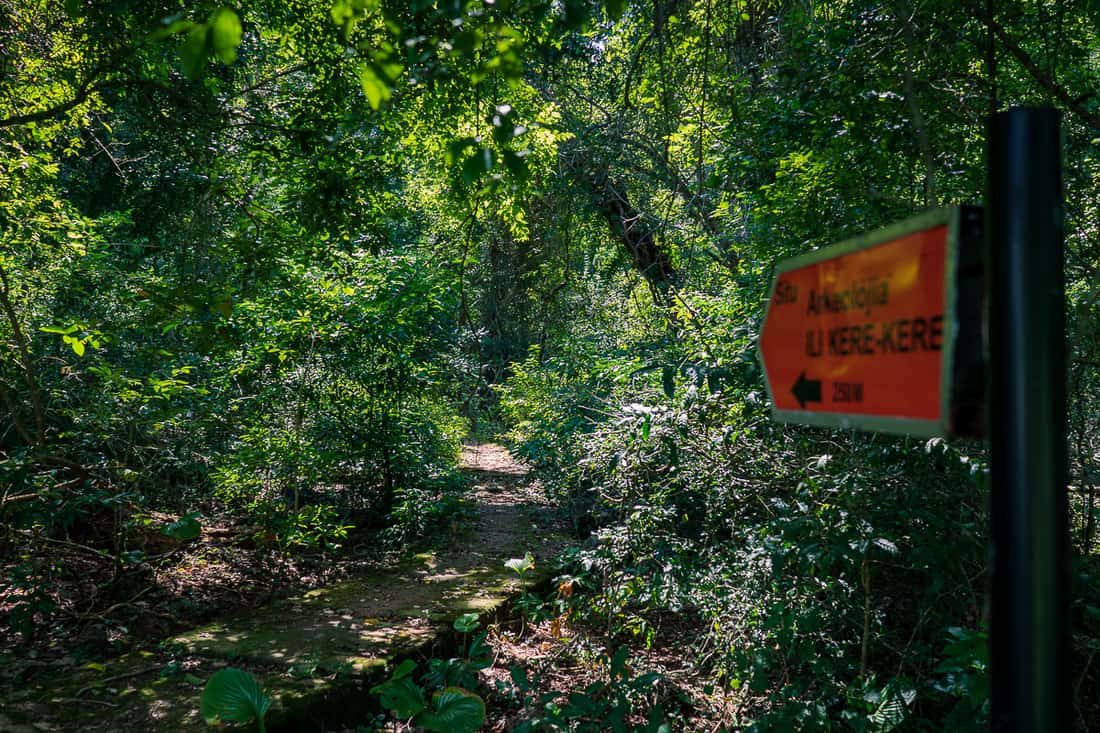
504,552,534,575
359,63,392,110
209,8,243,64
40,324,80,335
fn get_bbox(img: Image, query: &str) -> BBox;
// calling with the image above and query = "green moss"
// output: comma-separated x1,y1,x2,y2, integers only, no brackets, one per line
12,460,568,732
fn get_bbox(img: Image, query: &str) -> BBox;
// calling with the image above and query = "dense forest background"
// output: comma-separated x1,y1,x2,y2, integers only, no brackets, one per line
2,0,1099,729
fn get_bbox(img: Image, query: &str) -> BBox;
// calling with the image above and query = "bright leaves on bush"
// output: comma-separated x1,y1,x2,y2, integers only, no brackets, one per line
2,0,1099,730
153,7,244,79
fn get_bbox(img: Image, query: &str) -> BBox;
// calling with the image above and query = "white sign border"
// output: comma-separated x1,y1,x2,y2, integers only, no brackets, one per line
758,207,962,437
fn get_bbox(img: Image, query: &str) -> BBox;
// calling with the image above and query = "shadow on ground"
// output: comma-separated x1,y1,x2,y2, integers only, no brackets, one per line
1,444,566,733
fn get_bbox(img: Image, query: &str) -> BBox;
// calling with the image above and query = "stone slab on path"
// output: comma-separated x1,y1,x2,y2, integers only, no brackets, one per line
2,444,566,733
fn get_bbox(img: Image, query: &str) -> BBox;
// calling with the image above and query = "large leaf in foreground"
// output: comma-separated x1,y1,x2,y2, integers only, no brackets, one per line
419,687,486,733
200,668,271,728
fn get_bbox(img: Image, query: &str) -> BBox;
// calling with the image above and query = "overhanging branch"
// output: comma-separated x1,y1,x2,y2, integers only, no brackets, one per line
988,16,1100,132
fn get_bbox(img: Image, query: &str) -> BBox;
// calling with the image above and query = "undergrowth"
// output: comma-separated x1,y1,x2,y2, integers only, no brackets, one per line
495,292,1100,731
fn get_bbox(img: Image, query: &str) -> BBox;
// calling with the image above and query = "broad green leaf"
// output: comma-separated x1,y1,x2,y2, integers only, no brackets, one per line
461,147,496,184
509,665,530,692
610,646,630,679
370,675,426,718
452,613,480,634
200,668,271,727
391,659,417,679
40,324,80,335
373,50,403,83
209,8,243,64
331,0,351,24
161,512,202,541
359,63,392,110
419,687,485,733
452,29,485,56
662,365,675,399
181,26,209,79
501,149,529,181
504,552,534,576
605,0,626,21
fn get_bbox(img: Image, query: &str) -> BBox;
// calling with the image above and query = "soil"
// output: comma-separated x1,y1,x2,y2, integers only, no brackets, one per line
1,501,387,665
0,443,551,658
476,607,738,732
0,442,569,732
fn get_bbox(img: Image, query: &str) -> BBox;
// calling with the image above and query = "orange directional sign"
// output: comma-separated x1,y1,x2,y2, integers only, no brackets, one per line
759,208,981,436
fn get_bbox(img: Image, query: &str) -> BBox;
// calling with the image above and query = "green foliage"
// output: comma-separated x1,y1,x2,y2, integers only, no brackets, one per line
495,276,1005,727
505,552,535,577
161,512,202,542
421,614,493,691
371,624,489,733
1,561,58,640
200,667,271,732
931,627,990,731
280,505,353,550
156,7,245,79
418,687,487,733
3,0,1100,727
506,646,668,733
371,660,427,718
453,613,481,635
193,253,468,547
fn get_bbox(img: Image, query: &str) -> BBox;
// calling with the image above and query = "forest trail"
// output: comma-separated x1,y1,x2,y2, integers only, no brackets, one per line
1,444,566,733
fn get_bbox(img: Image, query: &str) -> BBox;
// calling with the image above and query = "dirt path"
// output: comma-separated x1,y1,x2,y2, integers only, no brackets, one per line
1,444,566,733
458,442,560,562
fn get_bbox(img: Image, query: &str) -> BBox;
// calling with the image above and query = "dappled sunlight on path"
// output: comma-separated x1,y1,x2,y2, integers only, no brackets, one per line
2,444,566,733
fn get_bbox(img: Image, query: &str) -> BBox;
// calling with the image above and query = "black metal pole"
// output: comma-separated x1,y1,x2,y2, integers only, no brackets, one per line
986,107,1070,732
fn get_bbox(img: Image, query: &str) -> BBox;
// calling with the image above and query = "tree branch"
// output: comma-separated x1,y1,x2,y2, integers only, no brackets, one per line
896,0,937,206
0,378,34,445
0,43,149,129
0,73,101,129
0,262,45,444
988,16,1100,132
